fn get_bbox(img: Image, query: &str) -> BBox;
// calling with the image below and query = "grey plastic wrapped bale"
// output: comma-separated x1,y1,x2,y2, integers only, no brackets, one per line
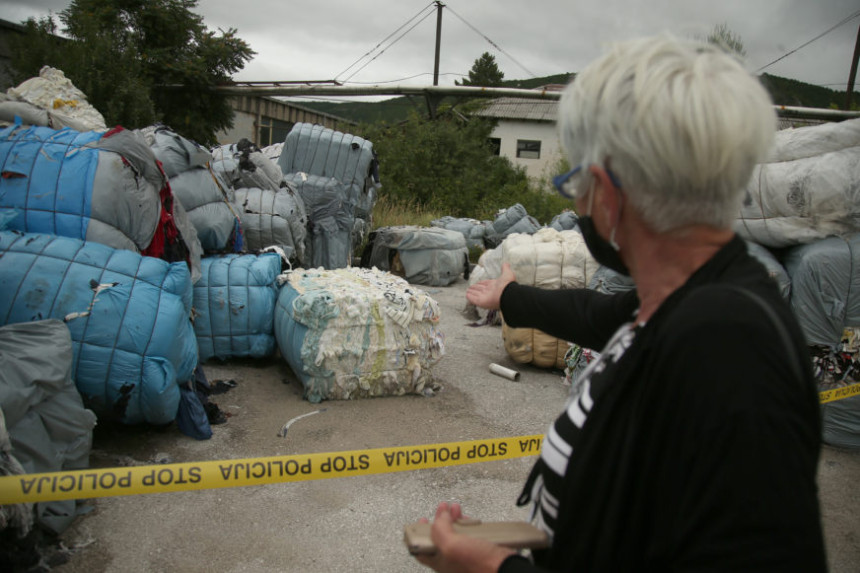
169,168,241,253
0,320,97,534
277,122,378,193
0,124,202,283
485,204,541,248
140,124,212,178
784,234,860,348
234,185,308,264
284,172,355,270
550,211,579,232
361,226,469,287
587,265,636,294
211,141,284,193
745,240,791,300
822,392,860,450
734,118,860,248
274,267,445,402
430,216,490,251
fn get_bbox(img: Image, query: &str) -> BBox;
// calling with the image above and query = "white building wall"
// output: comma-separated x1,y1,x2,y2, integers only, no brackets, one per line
491,120,564,182
216,110,257,145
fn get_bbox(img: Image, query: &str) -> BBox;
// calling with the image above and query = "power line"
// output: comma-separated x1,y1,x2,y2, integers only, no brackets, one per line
344,72,468,85
333,2,436,82
444,5,537,79
341,8,437,83
756,9,860,73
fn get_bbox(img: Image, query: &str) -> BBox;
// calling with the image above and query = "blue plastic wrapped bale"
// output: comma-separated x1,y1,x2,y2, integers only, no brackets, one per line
0,124,203,282
193,253,281,362
784,234,860,348
0,231,197,425
274,267,445,403
0,125,162,253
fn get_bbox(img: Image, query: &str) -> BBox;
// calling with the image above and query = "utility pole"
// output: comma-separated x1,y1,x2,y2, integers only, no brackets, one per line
433,1,444,87
847,22,859,110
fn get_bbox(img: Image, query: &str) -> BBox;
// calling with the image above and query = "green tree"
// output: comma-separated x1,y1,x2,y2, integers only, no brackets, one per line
456,52,505,87
706,23,746,57
360,113,569,223
9,0,254,145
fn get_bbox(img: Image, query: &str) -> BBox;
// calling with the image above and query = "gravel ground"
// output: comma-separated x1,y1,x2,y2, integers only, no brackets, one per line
46,279,859,573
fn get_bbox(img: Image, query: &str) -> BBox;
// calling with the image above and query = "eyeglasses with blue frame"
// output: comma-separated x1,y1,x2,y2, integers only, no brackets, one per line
552,165,622,199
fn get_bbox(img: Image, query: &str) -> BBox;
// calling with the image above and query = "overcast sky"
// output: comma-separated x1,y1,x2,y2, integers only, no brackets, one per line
2,0,858,99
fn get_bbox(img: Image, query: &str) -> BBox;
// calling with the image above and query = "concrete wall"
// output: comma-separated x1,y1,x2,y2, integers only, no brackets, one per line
491,119,564,182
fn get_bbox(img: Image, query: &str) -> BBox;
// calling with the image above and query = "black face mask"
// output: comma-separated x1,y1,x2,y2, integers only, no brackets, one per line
578,215,630,276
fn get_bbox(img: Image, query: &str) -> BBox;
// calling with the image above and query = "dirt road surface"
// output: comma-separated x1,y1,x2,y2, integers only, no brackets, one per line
53,279,859,573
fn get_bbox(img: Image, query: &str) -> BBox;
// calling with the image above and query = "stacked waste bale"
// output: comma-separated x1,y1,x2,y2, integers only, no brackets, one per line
549,211,579,232
0,66,107,131
274,267,444,403
735,118,860,247
142,125,243,254
278,123,381,269
484,204,541,249
430,216,490,251
783,234,860,449
193,253,282,362
360,225,469,286
212,139,308,265
0,123,202,282
0,320,97,534
0,231,197,425
500,227,600,369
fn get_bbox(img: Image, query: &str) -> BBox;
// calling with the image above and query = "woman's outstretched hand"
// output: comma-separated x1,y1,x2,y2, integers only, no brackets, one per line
465,263,516,311
414,502,515,573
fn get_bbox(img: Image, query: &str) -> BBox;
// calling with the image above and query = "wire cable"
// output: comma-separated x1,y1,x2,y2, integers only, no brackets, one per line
755,9,860,73
344,72,468,85
333,2,436,82
445,5,537,79
340,8,437,83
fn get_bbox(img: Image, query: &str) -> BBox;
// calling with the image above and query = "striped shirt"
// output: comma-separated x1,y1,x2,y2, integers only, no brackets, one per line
530,321,640,540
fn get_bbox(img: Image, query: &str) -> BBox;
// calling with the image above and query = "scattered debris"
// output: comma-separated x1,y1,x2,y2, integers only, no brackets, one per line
278,408,327,438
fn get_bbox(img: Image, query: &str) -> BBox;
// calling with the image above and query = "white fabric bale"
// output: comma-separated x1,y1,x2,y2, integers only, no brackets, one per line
500,228,599,369
6,66,106,131
734,118,860,248
274,267,445,403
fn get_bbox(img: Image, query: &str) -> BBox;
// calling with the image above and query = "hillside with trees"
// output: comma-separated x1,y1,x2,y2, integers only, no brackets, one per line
299,71,849,124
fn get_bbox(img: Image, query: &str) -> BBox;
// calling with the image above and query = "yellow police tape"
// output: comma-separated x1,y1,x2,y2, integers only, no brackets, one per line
0,435,545,505
818,381,860,404
1,383,857,506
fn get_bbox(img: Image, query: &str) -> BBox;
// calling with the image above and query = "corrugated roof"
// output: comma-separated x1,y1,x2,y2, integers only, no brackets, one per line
473,97,559,122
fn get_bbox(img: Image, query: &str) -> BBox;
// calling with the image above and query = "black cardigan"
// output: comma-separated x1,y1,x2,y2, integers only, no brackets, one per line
499,235,826,572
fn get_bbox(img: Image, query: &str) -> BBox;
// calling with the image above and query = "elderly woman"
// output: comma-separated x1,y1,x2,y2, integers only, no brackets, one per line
416,35,826,572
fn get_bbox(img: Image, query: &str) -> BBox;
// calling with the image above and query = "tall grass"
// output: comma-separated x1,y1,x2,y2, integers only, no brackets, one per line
371,194,443,229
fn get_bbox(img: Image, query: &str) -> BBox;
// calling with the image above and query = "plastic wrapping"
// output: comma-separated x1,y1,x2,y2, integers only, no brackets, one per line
500,228,599,369
361,225,468,286
234,185,308,264
0,231,196,425
0,320,97,533
734,118,860,248
193,254,281,362
274,267,444,402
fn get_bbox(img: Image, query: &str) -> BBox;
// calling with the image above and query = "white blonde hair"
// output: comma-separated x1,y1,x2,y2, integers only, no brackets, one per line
558,34,776,232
